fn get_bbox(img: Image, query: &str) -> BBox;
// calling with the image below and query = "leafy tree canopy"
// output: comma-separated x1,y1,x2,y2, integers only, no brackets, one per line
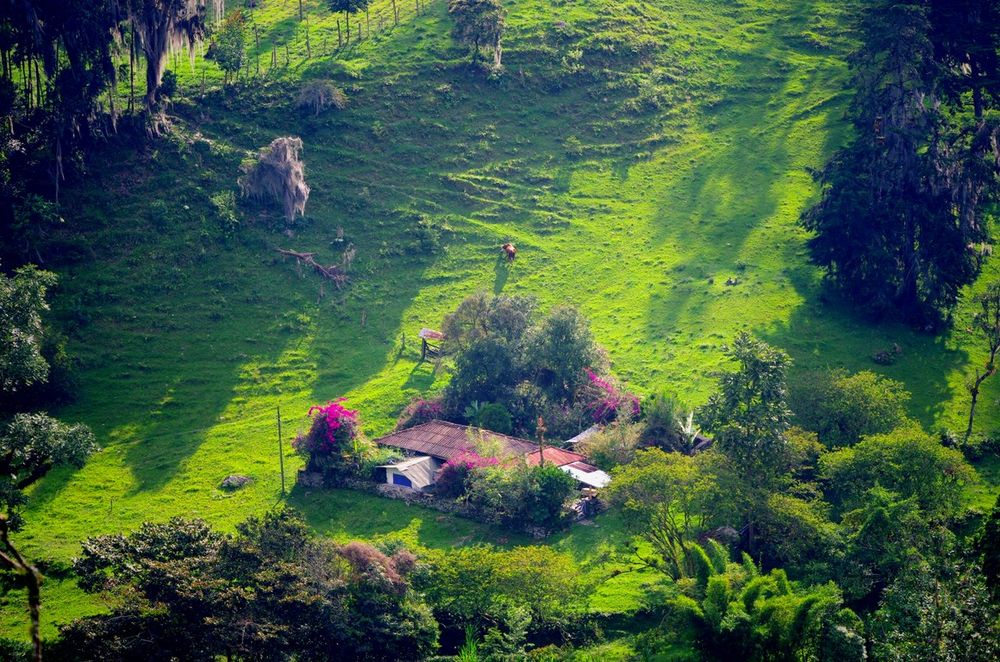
819,424,975,518
0,266,58,392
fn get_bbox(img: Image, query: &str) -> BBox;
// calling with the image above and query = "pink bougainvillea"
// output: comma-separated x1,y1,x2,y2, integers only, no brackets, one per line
395,397,444,430
294,398,360,456
584,369,641,424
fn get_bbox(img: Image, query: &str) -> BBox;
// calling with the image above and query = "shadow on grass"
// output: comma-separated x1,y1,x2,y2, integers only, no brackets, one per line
286,482,521,548
761,265,968,429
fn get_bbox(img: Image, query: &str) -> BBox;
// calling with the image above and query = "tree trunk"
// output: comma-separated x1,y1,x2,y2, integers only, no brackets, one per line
966,379,980,442
145,51,163,110
970,58,984,120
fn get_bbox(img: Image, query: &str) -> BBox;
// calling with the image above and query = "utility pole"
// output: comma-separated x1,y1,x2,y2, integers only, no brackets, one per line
536,417,547,467
277,405,286,496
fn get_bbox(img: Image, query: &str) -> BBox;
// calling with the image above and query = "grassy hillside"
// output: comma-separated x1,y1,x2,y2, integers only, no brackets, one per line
3,0,998,640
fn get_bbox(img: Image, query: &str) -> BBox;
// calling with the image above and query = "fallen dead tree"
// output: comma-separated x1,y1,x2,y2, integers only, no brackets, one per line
276,248,349,288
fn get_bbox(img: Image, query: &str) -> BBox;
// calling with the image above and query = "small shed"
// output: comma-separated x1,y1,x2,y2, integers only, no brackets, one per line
560,461,611,489
378,455,441,490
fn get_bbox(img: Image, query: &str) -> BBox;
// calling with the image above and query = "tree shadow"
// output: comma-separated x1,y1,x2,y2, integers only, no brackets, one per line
493,254,511,293
759,264,968,428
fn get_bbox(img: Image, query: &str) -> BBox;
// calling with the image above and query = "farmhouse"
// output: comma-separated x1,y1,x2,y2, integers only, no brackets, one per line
375,420,610,490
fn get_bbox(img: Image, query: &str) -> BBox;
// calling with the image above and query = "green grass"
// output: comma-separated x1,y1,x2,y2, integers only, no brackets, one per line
4,0,999,640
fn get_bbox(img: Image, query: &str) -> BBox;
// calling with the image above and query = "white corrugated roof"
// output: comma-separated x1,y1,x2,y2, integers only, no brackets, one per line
565,424,601,446
560,464,611,488
377,455,434,470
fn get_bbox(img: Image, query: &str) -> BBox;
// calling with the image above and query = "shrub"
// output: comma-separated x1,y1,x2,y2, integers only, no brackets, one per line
295,79,348,116
160,70,178,98
466,463,576,531
464,401,512,434
395,397,444,430
293,398,371,474
581,369,640,424
640,390,685,445
210,190,239,238
577,420,642,469
434,450,499,498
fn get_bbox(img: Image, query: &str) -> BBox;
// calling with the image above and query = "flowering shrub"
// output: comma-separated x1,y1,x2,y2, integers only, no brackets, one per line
434,449,499,498
583,369,640,424
294,399,369,475
395,397,444,430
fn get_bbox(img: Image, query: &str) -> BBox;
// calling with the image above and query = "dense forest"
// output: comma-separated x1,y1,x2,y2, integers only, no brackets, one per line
1,0,999,660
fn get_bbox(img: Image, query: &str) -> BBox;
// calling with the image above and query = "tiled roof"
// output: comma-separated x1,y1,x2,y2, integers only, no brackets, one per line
374,420,538,461
523,447,587,468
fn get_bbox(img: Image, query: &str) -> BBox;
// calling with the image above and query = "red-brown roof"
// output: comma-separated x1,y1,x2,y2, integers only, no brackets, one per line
523,447,587,467
375,420,538,461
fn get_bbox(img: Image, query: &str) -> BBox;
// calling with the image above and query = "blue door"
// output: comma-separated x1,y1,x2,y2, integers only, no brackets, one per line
392,473,413,488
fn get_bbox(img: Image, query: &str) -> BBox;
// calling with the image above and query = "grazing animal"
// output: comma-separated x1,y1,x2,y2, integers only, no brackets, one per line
501,243,517,262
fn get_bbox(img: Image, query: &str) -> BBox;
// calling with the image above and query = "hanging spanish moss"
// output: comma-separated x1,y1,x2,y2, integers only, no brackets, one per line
127,0,224,113
238,136,310,222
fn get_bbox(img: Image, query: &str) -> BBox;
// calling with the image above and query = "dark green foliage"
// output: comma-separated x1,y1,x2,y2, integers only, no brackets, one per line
0,413,97,530
466,463,576,531
697,332,792,488
836,487,935,604
0,266,58,392
639,391,692,451
445,337,523,415
206,9,247,85
60,509,439,660
160,70,178,98
464,401,513,435
870,557,1000,661
448,0,506,68
522,305,606,403
790,369,911,447
754,492,837,575
978,494,1000,602
801,0,999,327
441,294,611,439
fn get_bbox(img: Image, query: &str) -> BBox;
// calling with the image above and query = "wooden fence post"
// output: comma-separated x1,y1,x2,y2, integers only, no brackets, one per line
305,17,311,59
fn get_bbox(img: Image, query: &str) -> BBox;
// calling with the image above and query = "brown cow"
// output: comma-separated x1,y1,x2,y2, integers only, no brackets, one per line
501,243,517,262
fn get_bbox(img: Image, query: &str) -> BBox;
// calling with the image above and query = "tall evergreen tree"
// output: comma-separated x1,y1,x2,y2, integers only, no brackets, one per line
802,0,997,328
